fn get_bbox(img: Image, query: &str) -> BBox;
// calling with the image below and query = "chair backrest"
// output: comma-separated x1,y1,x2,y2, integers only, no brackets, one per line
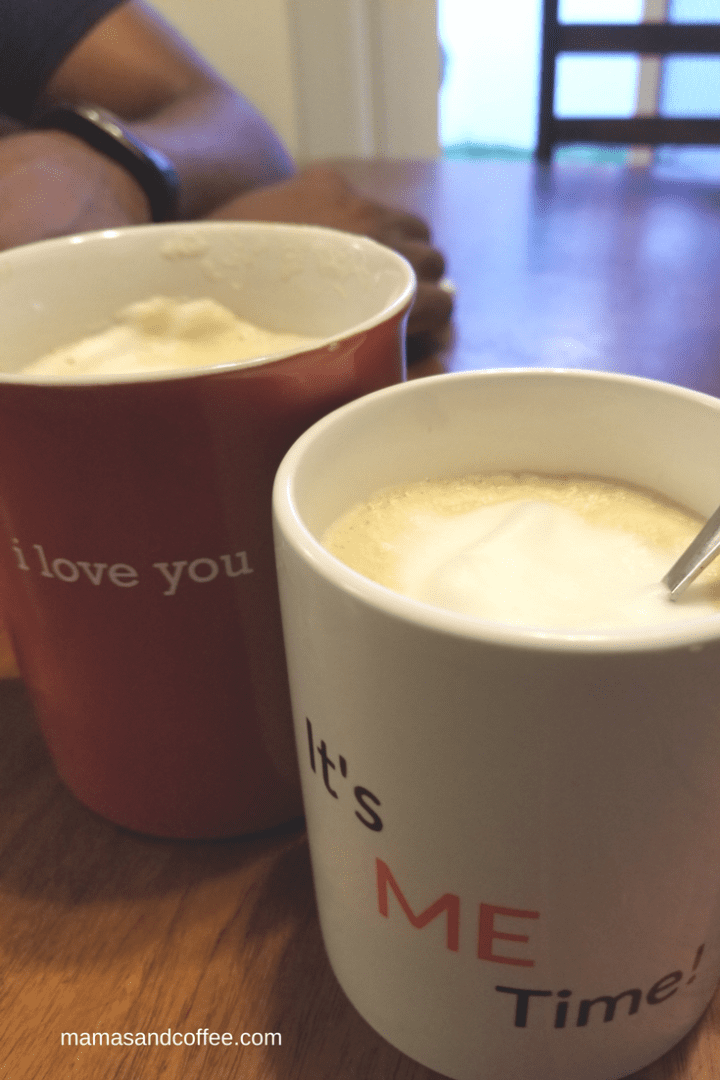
537,0,720,160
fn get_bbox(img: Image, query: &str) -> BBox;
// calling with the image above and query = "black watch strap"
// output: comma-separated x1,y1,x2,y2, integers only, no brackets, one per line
35,105,180,222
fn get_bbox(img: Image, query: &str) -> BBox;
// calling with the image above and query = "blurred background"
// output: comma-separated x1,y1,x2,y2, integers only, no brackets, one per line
440,0,720,179
150,0,720,175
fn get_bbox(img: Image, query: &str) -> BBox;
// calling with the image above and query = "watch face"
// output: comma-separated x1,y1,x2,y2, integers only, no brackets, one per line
81,107,126,141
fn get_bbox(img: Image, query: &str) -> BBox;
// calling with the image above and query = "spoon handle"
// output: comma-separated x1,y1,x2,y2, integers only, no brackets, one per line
663,503,720,598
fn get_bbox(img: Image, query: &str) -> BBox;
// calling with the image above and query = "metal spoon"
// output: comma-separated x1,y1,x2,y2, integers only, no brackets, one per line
663,503,720,599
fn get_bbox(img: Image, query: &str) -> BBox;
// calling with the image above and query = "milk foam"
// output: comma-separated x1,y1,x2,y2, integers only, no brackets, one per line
20,297,322,379
322,475,720,631
399,500,716,628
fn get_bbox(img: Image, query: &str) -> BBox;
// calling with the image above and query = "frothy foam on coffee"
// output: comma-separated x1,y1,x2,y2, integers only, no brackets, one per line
322,473,720,630
19,297,323,379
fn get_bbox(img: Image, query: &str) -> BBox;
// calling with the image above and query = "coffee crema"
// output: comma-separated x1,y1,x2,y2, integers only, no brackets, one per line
19,297,322,379
322,473,720,630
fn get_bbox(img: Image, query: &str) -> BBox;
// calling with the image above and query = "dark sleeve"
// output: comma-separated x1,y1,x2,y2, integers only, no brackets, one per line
0,0,126,120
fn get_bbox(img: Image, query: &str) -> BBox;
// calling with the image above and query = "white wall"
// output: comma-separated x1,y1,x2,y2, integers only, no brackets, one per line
150,0,439,161
151,0,300,154
370,0,441,157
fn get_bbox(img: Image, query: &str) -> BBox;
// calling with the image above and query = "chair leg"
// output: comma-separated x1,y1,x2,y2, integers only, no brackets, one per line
536,0,559,161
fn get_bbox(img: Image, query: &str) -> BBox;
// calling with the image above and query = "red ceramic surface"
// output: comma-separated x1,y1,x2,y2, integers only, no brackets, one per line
0,223,413,837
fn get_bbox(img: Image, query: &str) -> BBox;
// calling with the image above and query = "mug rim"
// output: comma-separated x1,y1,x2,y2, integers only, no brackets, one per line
273,367,720,655
0,220,416,387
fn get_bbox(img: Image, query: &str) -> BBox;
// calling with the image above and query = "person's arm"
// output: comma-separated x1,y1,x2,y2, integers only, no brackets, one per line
0,1,452,342
48,4,452,340
0,0,295,251
42,1,295,219
0,127,155,249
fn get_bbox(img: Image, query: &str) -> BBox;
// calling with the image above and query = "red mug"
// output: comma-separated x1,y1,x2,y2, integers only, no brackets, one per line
0,221,414,837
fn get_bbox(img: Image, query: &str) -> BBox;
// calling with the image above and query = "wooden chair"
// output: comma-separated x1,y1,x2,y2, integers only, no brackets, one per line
537,0,720,161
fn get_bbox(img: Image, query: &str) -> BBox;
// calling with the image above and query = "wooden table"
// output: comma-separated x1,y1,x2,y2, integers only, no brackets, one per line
336,159,720,397
3,159,720,1080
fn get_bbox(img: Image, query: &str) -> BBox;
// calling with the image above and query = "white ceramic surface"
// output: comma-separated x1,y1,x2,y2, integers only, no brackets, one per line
273,369,720,1080
0,220,414,381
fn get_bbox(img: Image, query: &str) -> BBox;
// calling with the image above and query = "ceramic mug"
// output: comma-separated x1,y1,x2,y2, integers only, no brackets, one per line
0,221,414,838
273,369,720,1080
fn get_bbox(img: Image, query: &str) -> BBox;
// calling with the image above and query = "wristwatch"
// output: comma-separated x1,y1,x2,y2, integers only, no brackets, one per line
34,104,180,222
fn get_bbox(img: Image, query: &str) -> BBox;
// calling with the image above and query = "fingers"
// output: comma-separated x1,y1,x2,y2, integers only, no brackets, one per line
393,238,446,282
384,210,431,243
406,280,455,337
379,216,452,341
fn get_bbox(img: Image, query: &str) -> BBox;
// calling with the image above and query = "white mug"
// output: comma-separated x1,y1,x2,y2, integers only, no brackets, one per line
273,369,720,1080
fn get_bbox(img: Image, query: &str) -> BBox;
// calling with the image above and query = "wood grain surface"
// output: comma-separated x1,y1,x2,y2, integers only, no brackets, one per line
335,159,720,397
3,159,720,1079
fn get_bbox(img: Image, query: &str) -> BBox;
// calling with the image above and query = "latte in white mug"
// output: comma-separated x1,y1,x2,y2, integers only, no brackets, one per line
322,472,720,630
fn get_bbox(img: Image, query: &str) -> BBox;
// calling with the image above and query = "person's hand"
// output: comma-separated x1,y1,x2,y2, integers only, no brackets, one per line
0,131,151,251
207,165,453,344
